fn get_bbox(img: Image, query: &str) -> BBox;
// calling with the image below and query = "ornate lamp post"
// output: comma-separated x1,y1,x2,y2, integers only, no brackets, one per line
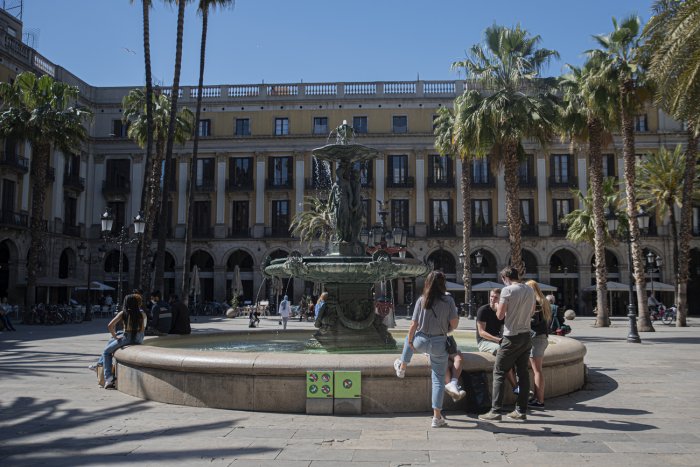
101,208,146,310
646,251,662,297
77,242,107,321
606,207,650,343
360,201,408,258
458,249,483,319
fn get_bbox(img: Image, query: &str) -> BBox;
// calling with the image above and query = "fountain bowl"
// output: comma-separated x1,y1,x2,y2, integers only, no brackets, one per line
114,330,586,413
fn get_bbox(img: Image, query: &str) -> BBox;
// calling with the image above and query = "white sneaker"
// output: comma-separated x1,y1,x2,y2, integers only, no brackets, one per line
445,382,466,402
431,416,448,428
88,363,98,371
393,358,405,378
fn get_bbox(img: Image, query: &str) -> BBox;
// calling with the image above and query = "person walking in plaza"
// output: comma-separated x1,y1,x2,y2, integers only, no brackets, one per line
525,280,551,409
393,271,459,428
0,297,16,331
278,295,291,330
479,266,535,422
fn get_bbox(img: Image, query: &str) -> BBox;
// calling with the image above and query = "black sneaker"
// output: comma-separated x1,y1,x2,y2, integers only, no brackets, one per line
528,398,544,408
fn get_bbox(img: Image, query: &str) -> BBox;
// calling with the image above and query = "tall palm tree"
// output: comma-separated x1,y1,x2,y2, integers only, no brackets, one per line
122,88,194,290
290,193,336,253
451,24,559,274
559,59,618,327
636,145,688,288
565,178,621,245
644,0,700,326
129,0,154,290
0,72,91,305
181,0,236,301
433,105,473,308
590,16,655,331
155,0,188,294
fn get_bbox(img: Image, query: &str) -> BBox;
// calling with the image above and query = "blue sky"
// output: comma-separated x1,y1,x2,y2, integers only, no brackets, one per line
22,0,653,87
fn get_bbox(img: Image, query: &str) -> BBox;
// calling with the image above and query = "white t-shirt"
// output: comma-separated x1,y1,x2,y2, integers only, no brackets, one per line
278,301,290,318
499,282,535,336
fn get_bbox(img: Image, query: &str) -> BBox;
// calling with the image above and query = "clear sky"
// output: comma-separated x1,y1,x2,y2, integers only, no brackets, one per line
20,0,654,88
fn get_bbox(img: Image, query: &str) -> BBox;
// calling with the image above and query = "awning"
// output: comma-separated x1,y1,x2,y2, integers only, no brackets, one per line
535,282,557,292
583,281,629,292
75,281,116,291
445,281,465,291
638,281,676,292
472,281,504,291
36,277,85,287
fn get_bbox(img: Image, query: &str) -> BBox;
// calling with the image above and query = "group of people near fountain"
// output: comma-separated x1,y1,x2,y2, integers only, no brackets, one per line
393,267,553,428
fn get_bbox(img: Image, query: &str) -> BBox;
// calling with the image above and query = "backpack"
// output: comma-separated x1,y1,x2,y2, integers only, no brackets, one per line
461,371,491,414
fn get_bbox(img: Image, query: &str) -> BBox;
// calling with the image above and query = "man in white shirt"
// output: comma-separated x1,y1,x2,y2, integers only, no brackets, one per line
278,295,291,330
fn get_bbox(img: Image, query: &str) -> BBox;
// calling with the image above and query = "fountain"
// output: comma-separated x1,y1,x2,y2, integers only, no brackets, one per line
264,121,428,351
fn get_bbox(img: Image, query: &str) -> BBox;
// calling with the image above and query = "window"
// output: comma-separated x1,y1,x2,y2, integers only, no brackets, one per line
112,120,128,137
392,116,407,134
107,201,125,233
271,200,290,234
472,199,491,233
197,119,211,137
519,155,534,185
430,199,452,233
602,154,615,178
196,158,215,190
193,201,211,237
275,117,289,135
269,156,292,187
634,114,648,132
105,159,130,188
391,199,410,229
521,199,535,234
2,179,16,214
472,158,490,184
229,157,253,189
553,199,573,231
235,118,250,136
231,201,249,235
429,155,451,185
388,155,408,185
352,160,372,187
64,196,77,226
64,153,81,178
353,116,368,134
313,117,328,135
693,206,700,236
361,198,371,227
551,154,571,183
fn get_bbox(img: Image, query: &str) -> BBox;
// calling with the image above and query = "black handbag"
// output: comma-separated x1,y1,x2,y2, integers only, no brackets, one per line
446,335,458,354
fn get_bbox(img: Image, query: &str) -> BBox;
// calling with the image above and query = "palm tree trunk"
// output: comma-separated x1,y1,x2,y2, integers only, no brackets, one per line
588,118,610,327
620,79,653,332
26,142,51,306
181,7,209,302
133,0,154,292
154,0,186,293
676,128,698,327
460,155,472,313
140,140,164,291
503,144,523,275
668,197,679,289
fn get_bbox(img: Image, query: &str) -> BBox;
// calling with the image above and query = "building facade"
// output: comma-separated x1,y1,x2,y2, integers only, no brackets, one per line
1,8,699,314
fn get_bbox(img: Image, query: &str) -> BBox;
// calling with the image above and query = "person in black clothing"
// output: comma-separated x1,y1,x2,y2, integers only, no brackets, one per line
475,288,517,391
168,294,191,334
149,290,172,335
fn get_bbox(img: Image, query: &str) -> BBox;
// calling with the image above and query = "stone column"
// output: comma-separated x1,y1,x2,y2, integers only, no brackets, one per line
78,154,87,227
21,141,31,211
213,265,226,302
214,154,227,238
52,149,64,223
129,153,144,222
537,154,550,236
577,154,587,198
414,151,426,237
176,158,188,238
495,165,507,237
295,154,304,217
93,154,106,227
375,156,385,208
254,154,266,238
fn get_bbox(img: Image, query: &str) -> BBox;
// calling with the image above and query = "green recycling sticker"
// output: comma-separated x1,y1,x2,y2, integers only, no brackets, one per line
306,370,333,398
334,371,361,398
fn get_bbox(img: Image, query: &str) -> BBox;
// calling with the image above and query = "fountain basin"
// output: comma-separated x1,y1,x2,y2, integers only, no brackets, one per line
114,330,586,413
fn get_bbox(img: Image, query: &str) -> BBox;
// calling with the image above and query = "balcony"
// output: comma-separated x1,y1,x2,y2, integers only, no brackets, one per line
521,223,538,236
386,176,415,189
472,175,495,188
228,227,252,238
226,177,253,192
471,224,493,237
194,180,216,192
0,152,29,173
265,226,291,238
62,224,81,237
63,173,85,192
427,176,454,189
552,223,568,236
267,178,294,190
0,210,28,228
519,175,537,188
548,175,578,189
428,224,456,237
102,178,131,196
192,226,214,238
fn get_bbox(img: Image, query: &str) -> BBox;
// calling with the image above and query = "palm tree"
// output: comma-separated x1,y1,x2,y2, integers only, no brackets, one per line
433,105,474,308
559,59,618,327
122,88,194,291
590,16,655,331
290,193,336,253
155,0,188,294
451,24,559,275
636,145,688,287
644,0,700,326
0,72,91,305
129,0,154,291
181,0,236,300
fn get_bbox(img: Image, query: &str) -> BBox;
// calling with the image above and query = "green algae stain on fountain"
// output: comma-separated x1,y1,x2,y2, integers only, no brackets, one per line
264,121,429,351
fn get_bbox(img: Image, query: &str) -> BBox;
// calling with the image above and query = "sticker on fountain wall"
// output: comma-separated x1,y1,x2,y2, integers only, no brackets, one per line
334,371,361,398
307,370,333,398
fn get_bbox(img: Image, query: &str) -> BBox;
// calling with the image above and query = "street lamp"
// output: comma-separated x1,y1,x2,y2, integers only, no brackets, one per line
606,206,650,343
646,251,662,297
458,249,483,319
101,208,146,311
77,242,107,321
360,200,408,258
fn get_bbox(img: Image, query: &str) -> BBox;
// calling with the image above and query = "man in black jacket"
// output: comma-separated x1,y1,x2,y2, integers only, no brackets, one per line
168,294,191,335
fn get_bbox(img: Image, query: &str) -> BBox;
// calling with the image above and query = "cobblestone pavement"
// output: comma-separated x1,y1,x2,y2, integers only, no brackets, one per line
1,313,699,466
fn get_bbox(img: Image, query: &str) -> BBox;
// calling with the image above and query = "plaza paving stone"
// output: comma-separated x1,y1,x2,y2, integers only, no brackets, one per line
1,313,699,466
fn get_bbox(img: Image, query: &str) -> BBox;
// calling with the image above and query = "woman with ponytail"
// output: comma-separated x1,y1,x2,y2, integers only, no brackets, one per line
525,280,551,408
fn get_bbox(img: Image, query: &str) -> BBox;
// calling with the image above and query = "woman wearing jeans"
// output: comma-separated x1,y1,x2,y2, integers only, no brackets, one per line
99,294,146,389
393,271,459,428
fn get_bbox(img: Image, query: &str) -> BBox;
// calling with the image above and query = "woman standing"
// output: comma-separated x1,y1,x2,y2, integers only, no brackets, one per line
101,294,147,389
525,280,551,408
393,271,459,428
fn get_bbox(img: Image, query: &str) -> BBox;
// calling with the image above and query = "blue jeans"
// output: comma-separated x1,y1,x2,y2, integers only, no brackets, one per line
400,332,449,409
102,331,144,383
